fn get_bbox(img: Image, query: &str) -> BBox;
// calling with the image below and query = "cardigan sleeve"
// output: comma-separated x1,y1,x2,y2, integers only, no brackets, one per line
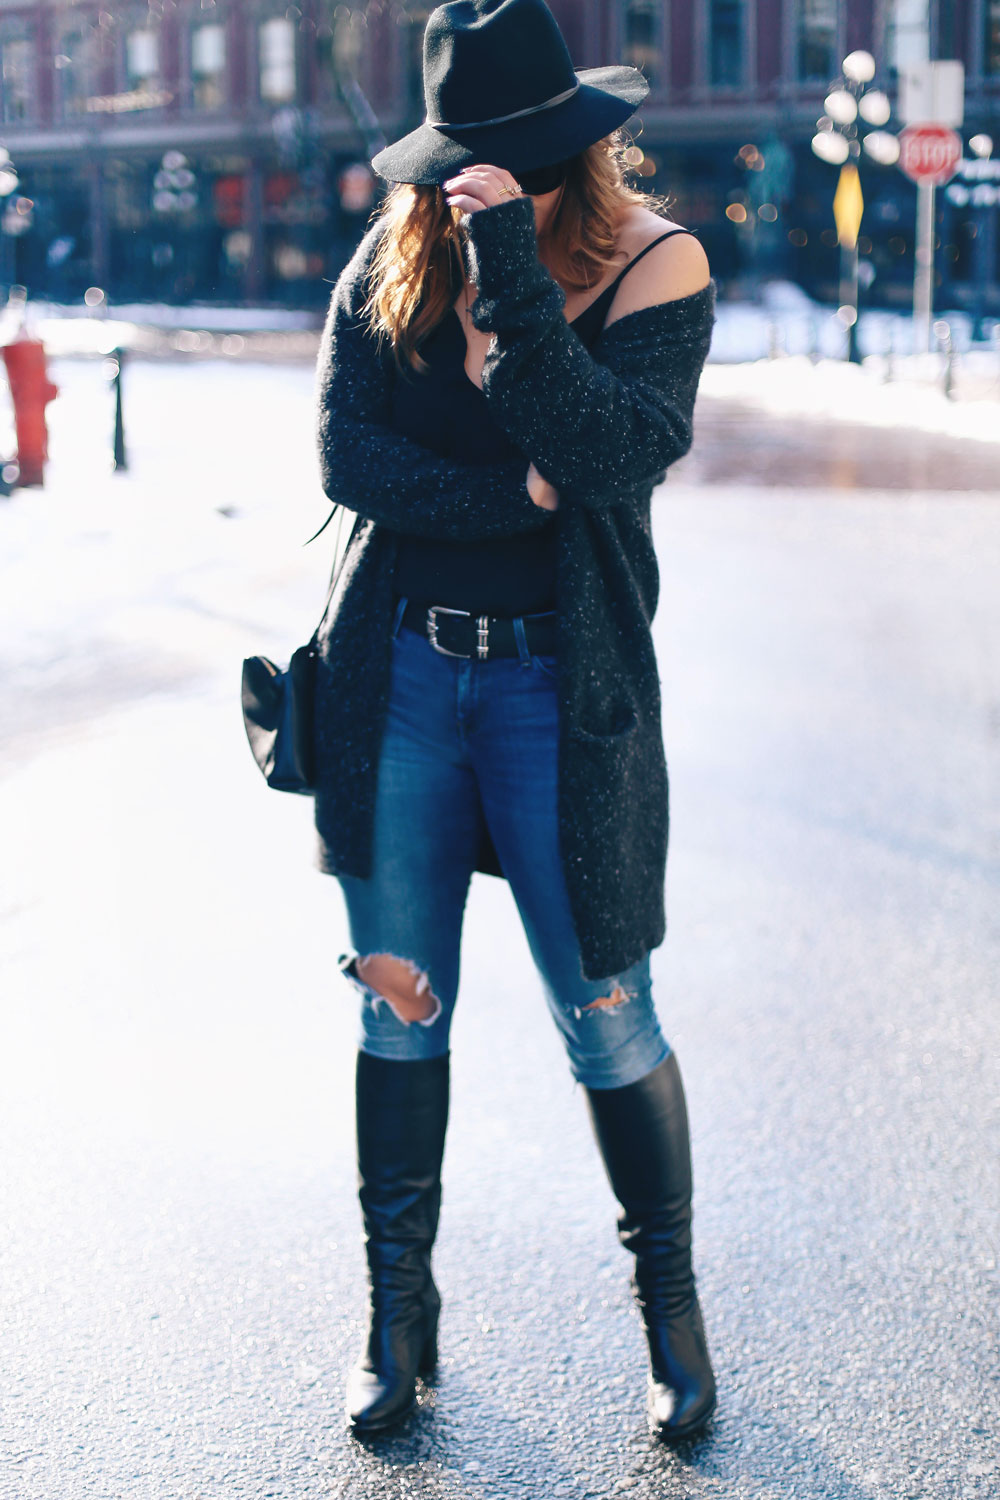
459,196,715,507
315,222,551,541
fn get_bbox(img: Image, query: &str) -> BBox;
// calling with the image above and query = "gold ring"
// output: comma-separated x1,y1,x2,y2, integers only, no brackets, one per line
499,183,522,197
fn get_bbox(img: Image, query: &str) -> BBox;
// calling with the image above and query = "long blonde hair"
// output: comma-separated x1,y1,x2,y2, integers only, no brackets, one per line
363,132,669,372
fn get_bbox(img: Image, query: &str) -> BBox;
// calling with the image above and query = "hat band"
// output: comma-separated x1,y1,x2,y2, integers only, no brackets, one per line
425,80,580,133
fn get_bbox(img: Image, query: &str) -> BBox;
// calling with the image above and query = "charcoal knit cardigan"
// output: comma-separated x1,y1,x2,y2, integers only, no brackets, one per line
312,194,715,982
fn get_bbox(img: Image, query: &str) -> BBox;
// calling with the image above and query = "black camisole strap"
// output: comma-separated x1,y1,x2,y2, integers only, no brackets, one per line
600,226,699,302
568,227,699,339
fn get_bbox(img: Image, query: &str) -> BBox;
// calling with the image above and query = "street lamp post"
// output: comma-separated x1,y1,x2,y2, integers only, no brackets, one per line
833,163,863,361
811,51,898,363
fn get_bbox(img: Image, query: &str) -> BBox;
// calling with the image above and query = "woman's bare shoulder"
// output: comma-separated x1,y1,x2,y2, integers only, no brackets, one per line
604,206,711,328
615,203,688,250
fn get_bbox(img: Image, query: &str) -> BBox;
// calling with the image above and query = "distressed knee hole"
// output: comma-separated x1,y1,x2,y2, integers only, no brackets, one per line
347,952,442,1026
581,984,631,1013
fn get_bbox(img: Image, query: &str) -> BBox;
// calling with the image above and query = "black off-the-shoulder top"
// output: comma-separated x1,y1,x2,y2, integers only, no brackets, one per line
391,228,691,616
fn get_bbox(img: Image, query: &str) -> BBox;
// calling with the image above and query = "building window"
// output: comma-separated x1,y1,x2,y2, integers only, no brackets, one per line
623,1,662,87
259,16,297,103
710,0,745,87
885,0,933,69
1,35,34,124
55,28,96,119
987,0,1000,74
125,27,160,94
191,22,226,110
797,0,838,83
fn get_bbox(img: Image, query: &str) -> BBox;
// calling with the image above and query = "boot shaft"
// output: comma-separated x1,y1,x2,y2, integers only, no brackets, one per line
585,1052,694,1223
585,1053,696,1293
356,1052,450,1226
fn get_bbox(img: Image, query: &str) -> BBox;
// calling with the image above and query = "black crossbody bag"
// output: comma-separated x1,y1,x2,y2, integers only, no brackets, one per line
240,506,350,795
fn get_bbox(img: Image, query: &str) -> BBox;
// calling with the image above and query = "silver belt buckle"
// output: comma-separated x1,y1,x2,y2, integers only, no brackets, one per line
427,605,472,658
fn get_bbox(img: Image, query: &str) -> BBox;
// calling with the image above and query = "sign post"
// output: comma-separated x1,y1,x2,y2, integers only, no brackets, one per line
897,124,963,353
913,180,935,354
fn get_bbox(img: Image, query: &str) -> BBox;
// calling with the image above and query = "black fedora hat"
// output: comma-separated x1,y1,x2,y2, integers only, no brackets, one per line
371,0,649,186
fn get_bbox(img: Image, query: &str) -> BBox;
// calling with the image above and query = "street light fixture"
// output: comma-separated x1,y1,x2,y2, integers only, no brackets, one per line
843,50,877,85
824,88,858,126
858,91,892,127
862,131,902,166
812,129,850,166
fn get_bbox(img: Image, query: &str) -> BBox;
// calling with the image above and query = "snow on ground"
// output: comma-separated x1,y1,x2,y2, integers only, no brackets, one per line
0,357,334,768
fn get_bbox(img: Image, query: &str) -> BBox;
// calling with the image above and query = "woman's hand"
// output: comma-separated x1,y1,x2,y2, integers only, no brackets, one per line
443,164,524,215
526,462,559,511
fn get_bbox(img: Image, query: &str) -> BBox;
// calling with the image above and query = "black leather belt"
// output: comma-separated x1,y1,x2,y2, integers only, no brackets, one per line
401,599,557,661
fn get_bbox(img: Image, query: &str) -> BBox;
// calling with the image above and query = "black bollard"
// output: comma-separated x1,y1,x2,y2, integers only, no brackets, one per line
111,346,127,471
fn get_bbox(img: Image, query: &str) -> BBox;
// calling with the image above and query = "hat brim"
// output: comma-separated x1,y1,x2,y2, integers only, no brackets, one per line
371,67,650,186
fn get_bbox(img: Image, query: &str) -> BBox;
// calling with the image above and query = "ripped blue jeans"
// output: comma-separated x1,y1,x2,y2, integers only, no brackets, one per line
335,600,671,1090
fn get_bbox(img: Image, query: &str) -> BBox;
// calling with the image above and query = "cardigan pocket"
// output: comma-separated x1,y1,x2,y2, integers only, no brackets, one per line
564,712,645,850
570,705,639,744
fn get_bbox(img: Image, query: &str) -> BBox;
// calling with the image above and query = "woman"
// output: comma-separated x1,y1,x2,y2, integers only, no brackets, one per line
312,0,717,1443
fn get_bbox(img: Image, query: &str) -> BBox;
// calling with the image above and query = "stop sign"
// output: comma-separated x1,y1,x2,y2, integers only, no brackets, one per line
898,124,963,185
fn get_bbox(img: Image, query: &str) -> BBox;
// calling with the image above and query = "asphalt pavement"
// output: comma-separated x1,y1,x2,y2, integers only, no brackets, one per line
675,394,1000,490
1,359,998,1500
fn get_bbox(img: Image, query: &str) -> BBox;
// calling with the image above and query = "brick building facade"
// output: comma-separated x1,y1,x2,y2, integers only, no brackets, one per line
0,0,997,311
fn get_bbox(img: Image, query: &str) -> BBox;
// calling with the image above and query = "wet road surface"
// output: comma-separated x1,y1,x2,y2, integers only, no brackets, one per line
678,394,1000,491
1,363,998,1500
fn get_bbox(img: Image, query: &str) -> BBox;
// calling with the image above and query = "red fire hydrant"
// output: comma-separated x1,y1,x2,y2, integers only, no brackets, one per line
2,332,59,487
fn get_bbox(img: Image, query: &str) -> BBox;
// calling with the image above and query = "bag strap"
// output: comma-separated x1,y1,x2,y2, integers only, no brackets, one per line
303,504,339,546
305,503,357,649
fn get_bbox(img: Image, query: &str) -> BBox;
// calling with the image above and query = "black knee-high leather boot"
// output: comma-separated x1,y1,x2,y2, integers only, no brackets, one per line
585,1052,716,1441
346,1051,449,1433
